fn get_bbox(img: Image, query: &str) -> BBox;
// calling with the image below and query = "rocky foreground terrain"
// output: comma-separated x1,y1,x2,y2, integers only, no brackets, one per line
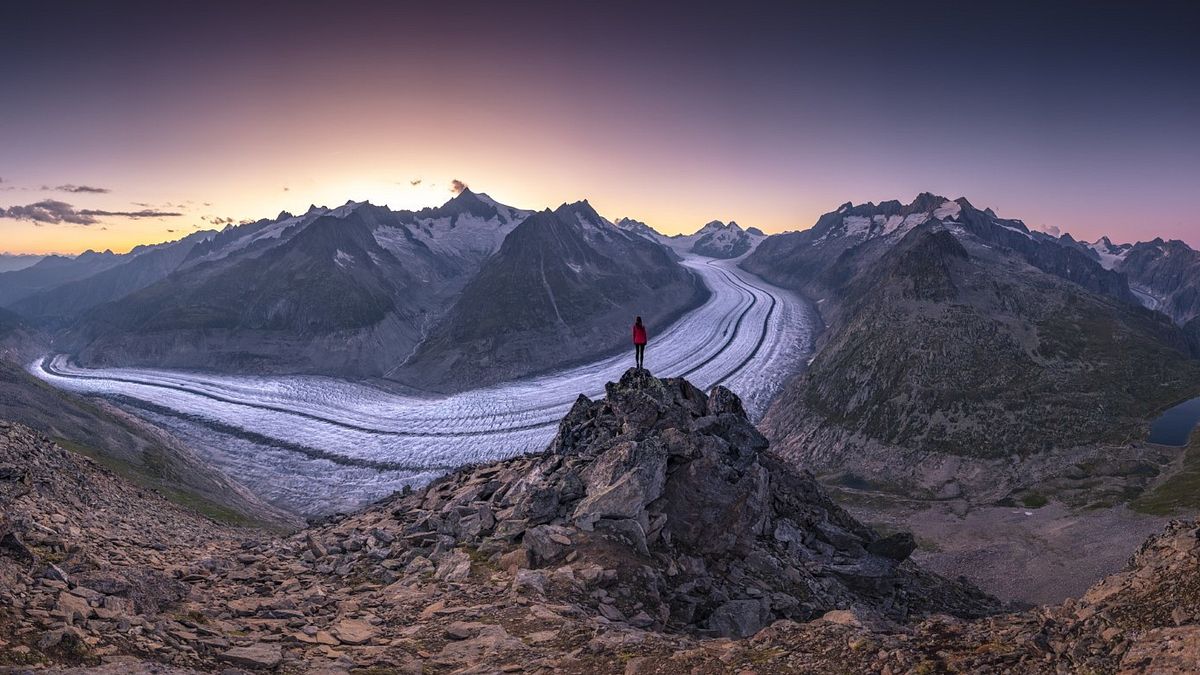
1,371,1199,673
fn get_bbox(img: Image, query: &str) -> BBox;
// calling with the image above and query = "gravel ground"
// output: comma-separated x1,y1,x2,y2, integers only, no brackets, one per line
846,497,1190,605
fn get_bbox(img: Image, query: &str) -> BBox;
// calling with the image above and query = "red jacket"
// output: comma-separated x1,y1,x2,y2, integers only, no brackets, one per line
633,323,647,345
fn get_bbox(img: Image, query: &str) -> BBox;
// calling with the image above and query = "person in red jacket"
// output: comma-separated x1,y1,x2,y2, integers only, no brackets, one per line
632,316,648,370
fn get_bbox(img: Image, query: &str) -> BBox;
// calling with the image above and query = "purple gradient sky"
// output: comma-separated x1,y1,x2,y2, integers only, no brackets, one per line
1,0,1197,254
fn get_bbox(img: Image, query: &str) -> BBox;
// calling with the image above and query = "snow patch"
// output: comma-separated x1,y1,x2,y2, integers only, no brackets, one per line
1086,239,1131,270
841,216,872,238
933,200,961,221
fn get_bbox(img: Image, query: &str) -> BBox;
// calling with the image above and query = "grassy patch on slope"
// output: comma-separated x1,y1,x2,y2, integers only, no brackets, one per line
1131,430,1200,516
54,436,255,527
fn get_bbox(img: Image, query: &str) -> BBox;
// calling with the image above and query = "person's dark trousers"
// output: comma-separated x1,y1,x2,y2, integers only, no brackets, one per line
635,344,645,369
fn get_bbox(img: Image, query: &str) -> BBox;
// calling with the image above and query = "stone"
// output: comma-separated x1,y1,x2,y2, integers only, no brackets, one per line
434,548,472,582
445,621,486,640
332,618,377,645
42,563,70,583
219,643,283,669
572,441,667,524
523,525,572,566
706,599,769,638
598,603,626,622
306,533,327,558
867,532,917,562
511,569,547,597
55,591,92,625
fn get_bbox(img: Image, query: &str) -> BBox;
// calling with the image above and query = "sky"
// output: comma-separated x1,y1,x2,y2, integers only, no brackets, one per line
2,0,1198,255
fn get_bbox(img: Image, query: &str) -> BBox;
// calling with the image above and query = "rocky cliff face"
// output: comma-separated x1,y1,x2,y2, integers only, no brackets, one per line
0,372,1008,671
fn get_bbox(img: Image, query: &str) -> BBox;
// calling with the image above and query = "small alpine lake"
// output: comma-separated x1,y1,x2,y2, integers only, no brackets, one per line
1148,395,1200,446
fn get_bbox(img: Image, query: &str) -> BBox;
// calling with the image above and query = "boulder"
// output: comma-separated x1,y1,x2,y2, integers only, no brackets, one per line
332,618,378,645
706,598,771,638
218,643,282,669
868,532,918,561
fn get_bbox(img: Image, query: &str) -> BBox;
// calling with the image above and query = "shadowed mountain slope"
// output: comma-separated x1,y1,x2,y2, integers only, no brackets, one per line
60,191,529,378
742,195,1200,501
399,202,709,391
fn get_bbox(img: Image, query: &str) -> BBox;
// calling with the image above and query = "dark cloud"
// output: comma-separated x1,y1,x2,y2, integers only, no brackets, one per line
54,184,111,194
410,178,422,186
166,229,176,233
283,186,290,192
82,207,183,219
450,179,469,194
202,215,236,225
0,199,97,224
0,199,183,225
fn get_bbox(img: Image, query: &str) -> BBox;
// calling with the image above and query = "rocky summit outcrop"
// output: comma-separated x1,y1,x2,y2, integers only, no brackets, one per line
382,368,998,637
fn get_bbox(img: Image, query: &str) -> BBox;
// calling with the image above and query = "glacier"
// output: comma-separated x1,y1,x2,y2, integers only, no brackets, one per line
31,255,818,516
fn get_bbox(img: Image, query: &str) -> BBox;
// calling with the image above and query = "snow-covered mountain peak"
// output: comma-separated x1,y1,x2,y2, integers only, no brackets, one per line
1084,237,1134,270
328,201,366,218
555,200,605,226
613,217,663,243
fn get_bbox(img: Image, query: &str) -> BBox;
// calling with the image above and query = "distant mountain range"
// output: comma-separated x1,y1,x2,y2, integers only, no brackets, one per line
617,218,765,259
2,191,755,390
4,187,1196,412
742,193,1200,503
0,253,44,273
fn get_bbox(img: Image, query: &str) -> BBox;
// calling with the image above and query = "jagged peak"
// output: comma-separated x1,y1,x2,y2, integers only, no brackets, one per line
909,192,949,211
554,199,603,223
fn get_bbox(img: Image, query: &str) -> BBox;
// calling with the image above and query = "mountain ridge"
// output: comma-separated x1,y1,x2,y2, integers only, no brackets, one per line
743,194,1200,503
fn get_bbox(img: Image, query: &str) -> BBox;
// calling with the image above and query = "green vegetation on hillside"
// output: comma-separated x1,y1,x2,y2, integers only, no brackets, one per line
1131,430,1200,515
0,360,290,529
53,437,256,527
